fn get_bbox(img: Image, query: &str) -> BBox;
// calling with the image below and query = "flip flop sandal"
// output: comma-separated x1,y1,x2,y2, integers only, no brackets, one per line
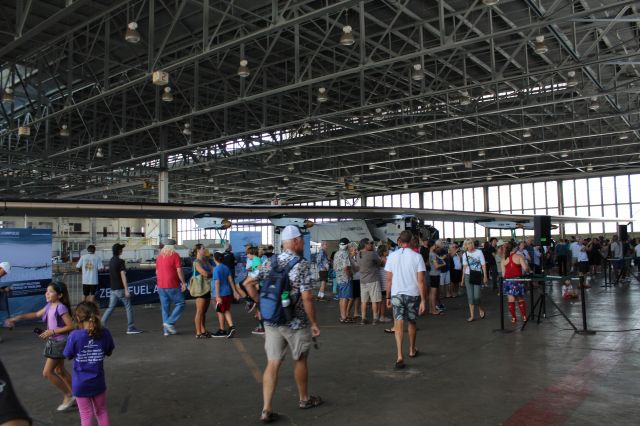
384,328,395,334
409,349,419,358
394,360,405,370
299,395,323,409
260,410,278,423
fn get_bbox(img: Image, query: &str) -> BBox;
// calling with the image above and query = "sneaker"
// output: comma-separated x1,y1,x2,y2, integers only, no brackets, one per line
436,304,445,312
227,326,236,338
252,327,265,335
126,327,143,334
163,329,169,337
212,329,227,338
316,296,327,302
246,300,256,313
57,396,76,411
163,323,177,335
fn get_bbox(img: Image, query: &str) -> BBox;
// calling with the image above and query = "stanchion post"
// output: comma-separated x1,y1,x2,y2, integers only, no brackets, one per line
493,278,514,334
576,275,596,335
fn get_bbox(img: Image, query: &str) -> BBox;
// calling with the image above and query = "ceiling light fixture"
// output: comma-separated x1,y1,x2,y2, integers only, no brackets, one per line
18,126,30,136
293,147,301,156
340,25,355,46
59,124,70,137
478,150,486,157
287,165,295,172
518,165,526,171
416,124,426,136
283,176,290,182
208,177,214,183
534,35,548,55
369,164,375,170
403,182,408,189
482,0,500,5
619,134,629,140
459,90,471,106
389,148,397,156
213,185,219,190
182,123,191,136
317,87,328,103
566,71,578,87
486,176,493,181
95,147,104,158
446,165,453,170
411,64,424,81
522,128,532,138
238,59,250,77
560,151,569,158
2,88,14,104
422,174,428,181
152,70,169,86
301,122,312,136
586,164,593,172
162,87,173,102
125,22,141,44
588,96,600,111
102,194,108,199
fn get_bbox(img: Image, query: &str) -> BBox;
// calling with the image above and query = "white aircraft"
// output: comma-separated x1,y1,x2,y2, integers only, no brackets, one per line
2,199,622,244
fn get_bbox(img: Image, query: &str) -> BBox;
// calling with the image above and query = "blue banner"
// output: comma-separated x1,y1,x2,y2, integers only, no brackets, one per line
95,267,193,308
0,229,52,325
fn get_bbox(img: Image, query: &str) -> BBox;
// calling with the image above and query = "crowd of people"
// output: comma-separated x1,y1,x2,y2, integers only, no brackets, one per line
1,229,639,425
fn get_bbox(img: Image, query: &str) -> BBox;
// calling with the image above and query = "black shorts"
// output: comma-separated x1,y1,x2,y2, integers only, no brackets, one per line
578,261,590,274
352,280,360,298
318,270,328,282
429,275,440,289
82,284,98,296
196,292,211,299
450,269,462,284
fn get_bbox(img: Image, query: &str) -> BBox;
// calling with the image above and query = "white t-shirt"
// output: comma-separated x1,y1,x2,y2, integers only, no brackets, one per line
384,248,426,297
635,244,640,258
462,249,485,275
577,245,588,262
610,241,623,258
76,253,103,285
570,242,582,258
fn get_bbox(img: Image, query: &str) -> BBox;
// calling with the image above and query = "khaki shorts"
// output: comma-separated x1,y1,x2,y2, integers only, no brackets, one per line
360,281,382,303
264,325,312,361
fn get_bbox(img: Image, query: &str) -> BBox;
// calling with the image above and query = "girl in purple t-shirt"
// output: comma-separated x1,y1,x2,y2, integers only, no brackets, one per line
4,282,75,411
64,302,115,426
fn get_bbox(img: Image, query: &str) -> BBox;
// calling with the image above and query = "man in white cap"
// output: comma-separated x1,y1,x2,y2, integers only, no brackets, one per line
0,262,11,343
243,225,322,423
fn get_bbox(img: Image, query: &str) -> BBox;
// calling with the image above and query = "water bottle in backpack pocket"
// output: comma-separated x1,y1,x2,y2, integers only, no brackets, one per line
259,257,300,324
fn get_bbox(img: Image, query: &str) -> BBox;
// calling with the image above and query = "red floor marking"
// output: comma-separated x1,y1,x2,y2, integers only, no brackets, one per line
504,334,633,426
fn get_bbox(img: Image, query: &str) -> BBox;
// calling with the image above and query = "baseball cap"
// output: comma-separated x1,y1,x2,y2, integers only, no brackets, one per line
162,238,177,246
496,240,505,247
0,261,11,274
339,237,350,246
112,243,126,251
281,225,302,241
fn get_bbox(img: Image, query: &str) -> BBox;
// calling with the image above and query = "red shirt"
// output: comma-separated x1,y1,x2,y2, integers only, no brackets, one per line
155,252,182,288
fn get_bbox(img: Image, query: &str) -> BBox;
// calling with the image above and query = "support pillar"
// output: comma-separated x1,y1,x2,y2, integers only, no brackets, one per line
158,169,169,244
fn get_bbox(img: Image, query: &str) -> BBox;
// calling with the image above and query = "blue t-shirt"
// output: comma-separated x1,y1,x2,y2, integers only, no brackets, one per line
213,264,232,297
63,328,115,397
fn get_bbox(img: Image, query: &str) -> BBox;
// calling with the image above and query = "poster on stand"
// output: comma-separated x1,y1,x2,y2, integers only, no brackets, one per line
0,229,52,325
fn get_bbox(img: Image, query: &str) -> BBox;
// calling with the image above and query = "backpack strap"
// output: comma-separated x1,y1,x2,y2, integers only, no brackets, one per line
280,256,301,292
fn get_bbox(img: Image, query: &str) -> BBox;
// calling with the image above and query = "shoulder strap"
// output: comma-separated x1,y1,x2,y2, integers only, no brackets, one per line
281,257,301,292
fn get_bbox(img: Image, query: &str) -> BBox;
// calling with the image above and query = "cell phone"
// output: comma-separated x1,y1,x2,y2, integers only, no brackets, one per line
215,302,222,313
33,327,44,335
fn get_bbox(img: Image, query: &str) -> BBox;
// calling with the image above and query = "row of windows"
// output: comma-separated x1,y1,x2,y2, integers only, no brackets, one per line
177,174,639,242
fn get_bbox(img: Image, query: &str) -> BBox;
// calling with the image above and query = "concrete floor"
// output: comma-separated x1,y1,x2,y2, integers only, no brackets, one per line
2,274,640,426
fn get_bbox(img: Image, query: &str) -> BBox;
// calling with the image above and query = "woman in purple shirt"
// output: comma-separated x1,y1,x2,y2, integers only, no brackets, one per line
4,282,75,411
64,302,115,426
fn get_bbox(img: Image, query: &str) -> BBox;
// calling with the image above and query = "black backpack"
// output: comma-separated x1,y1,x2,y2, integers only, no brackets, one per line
259,256,300,324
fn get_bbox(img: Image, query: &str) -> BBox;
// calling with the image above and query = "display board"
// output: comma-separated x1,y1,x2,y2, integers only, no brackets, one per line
0,229,52,325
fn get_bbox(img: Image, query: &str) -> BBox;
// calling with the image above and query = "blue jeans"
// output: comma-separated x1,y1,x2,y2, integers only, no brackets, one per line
158,288,185,326
101,289,135,331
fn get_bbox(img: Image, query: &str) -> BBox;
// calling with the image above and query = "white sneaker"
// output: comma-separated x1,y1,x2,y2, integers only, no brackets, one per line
57,396,76,411
163,323,177,335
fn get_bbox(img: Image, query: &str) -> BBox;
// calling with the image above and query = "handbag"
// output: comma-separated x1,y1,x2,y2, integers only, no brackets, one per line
466,253,483,285
189,269,211,297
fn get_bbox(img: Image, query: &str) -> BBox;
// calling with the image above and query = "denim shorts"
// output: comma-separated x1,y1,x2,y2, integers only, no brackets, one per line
337,282,353,299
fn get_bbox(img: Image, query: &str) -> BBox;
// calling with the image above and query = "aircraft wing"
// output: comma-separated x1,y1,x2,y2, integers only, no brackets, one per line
0,200,629,224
